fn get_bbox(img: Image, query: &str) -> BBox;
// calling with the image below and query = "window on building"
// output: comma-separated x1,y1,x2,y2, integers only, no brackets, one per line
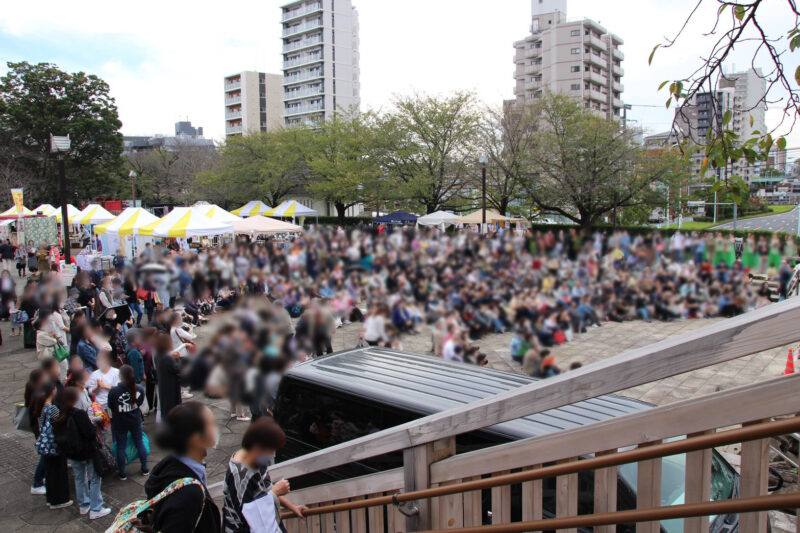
571,66,580,73
571,29,580,36
571,84,580,91
571,48,580,55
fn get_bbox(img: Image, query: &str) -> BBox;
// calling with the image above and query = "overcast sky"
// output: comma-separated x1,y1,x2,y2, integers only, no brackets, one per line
2,0,798,150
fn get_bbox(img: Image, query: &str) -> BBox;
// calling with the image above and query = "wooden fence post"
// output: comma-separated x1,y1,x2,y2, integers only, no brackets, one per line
403,437,455,531
740,421,770,533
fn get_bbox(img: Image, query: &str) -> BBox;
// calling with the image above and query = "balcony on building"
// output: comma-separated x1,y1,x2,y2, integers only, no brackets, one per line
612,80,624,93
225,94,242,106
284,85,325,101
585,70,607,86
283,69,325,86
586,87,608,103
283,52,324,69
225,109,243,120
224,79,242,92
284,102,325,116
523,63,542,76
283,34,323,53
585,54,605,70
282,1,323,23
226,124,243,135
282,17,323,38
612,47,624,61
613,63,624,76
585,34,607,51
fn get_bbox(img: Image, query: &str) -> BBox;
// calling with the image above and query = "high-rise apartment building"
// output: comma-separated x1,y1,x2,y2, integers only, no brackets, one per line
280,0,360,126
673,68,767,184
224,71,283,137
513,0,625,120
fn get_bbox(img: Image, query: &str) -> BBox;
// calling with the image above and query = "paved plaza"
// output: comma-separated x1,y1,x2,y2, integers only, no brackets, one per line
0,313,794,531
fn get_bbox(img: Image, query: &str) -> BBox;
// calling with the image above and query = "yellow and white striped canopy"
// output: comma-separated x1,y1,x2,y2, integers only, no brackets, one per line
74,204,115,225
231,201,272,218
32,204,57,216
51,204,81,223
0,205,31,216
94,207,161,236
264,200,317,218
193,204,241,224
138,207,234,238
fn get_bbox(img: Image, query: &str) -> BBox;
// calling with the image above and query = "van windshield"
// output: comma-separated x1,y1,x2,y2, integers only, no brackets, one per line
618,450,737,532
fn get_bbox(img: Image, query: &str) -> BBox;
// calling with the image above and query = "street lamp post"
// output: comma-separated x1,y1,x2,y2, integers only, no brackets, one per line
479,155,488,233
129,170,137,206
50,134,71,265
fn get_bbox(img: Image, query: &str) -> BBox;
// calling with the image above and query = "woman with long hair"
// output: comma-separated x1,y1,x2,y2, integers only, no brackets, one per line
25,369,47,495
53,387,111,519
108,364,148,480
154,332,184,420
31,380,71,509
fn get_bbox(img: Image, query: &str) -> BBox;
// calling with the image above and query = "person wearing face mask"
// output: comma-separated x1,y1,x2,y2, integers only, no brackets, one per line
145,402,222,533
222,419,306,533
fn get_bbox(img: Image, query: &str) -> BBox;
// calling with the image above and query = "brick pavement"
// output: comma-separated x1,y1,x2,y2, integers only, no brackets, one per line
0,310,794,530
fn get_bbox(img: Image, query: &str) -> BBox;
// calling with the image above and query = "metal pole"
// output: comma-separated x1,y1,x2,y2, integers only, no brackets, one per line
132,175,136,207
481,162,487,233
59,158,71,265
733,202,737,231
713,169,719,224
678,179,682,229
665,187,670,228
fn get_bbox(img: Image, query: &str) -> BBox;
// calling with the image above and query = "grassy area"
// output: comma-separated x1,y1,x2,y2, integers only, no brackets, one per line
666,204,796,230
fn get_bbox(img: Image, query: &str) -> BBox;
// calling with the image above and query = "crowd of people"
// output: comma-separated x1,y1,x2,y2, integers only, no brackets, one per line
10,223,799,531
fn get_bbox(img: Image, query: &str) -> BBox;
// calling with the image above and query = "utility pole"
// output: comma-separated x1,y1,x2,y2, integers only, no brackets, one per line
51,135,71,265
479,155,488,233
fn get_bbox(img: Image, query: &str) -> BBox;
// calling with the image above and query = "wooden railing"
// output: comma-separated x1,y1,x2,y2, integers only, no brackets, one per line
272,297,800,532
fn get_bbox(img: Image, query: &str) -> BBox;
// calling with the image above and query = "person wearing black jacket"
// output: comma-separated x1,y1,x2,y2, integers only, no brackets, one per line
154,332,183,419
144,402,221,533
108,365,149,480
53,387,111,519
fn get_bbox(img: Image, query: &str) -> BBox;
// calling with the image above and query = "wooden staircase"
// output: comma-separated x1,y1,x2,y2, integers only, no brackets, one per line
271,297,800,532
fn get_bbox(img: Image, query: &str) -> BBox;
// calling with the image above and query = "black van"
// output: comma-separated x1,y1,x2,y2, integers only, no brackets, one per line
274,347,740,532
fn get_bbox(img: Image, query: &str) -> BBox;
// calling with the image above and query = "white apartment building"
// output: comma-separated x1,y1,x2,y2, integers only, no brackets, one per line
513,0,625,120
280,0,360,126
224,71,283,137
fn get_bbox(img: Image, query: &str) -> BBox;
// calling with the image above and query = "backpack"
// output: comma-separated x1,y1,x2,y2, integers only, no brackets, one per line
53,412,90,460
105,477,205,533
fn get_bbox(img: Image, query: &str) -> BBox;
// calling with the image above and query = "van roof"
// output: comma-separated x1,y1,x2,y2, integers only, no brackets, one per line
286,347,651,440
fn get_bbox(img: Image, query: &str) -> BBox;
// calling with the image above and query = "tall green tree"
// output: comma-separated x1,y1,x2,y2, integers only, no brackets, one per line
475,102,539,214
306,111,384,223
0,61,124,203
378,92,481,213
198,127,312,209
522,94,683,228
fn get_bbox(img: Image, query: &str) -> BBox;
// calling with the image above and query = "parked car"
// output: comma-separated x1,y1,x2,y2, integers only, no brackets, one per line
274,347,741,532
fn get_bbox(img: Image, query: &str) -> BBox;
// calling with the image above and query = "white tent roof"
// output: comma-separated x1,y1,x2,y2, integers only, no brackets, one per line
193,204,241,224
74,204,116,225
51,204,81,223
416,210,459,230
0,205,31,216
94,207,161,236
232,215,304,236
138,207,233,238
32,204,57,216
264,200,318,218
232,201,272,217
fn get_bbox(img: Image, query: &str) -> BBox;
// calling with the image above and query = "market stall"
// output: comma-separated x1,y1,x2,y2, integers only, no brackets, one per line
232,215,304,237
0,205,31,216
264,200,318,224
231,201,272,218
32,204,57,216
374,210,418,225
193,203,241,224
138,207,234,242
416,210,459,231
94,207,160,258
455,209,528,232
51,204,81,224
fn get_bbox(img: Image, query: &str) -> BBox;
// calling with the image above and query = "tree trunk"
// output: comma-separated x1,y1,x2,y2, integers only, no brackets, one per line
335,201,347,225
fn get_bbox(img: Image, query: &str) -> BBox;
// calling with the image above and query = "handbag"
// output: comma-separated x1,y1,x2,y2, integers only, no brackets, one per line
53,341,70,362
93,438,118,477
105,477,205,533
136,288,150,301
13,403,32,433
111,432,151,465
12,310,28,326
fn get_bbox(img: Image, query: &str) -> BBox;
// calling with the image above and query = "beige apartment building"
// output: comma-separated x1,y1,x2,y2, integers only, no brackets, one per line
513,0,624,120
224,71,283,137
